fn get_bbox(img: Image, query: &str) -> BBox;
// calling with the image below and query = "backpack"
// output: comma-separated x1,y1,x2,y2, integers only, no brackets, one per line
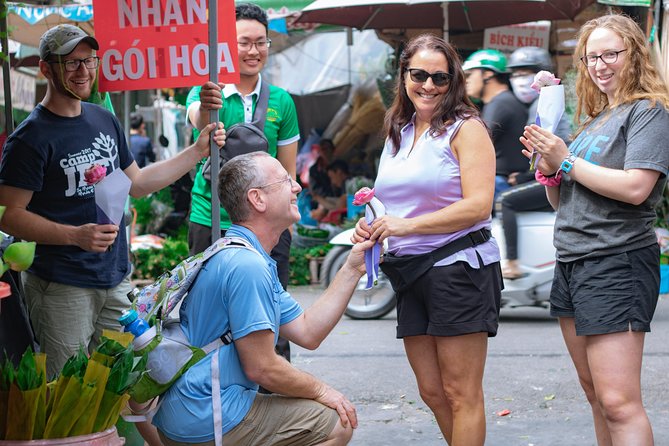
201,81,270,181
126,236,261,404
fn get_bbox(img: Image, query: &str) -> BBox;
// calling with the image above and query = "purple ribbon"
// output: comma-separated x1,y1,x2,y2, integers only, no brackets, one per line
364,203,380,288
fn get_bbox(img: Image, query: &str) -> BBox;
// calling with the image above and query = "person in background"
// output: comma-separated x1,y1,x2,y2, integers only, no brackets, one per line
463,49,528,202
308,138,336,198
129,112,156,168
0,23,225,378
310,159,349,222
353,34,502,445
153,151,372,446
521,14,669,444
498,46,572,279
186,1,299,367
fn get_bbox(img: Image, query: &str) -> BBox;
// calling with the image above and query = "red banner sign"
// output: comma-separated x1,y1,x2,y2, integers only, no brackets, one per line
92,0,239,92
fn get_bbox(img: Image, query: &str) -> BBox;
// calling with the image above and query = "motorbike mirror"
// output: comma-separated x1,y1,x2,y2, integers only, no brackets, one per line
159,134,169,147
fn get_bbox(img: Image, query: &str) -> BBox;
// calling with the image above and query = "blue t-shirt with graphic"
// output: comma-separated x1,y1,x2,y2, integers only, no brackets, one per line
0,103,133,288
152,225,303,443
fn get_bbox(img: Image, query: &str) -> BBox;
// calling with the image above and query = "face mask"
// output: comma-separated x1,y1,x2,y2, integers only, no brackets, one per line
510,74,539,104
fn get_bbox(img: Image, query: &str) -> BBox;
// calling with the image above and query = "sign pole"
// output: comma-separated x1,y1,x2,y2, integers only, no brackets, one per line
1,2,14,134
209,0,221,243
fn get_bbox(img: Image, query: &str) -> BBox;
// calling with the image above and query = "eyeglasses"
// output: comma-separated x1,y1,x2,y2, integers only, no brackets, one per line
406,68,452,87
580,49,627,67
252,175,293,190
238,40,271,51
48,56,100,72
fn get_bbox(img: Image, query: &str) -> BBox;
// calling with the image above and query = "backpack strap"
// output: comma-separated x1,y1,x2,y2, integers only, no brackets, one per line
250,80,270,133
212,352,223,446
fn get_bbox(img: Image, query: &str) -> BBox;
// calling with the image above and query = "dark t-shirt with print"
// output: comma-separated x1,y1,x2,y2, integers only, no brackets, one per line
0,103,133,288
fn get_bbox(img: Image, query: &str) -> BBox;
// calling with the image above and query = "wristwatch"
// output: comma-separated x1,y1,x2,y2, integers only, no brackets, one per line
560,152,577,174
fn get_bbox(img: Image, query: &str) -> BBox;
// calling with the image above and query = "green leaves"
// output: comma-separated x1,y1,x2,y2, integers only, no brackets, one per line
16,348,41,391
0,356,15,392
61,347,88,380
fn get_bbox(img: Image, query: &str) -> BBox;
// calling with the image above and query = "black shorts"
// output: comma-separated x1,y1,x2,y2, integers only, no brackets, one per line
396,260,502,338
550,244,660,336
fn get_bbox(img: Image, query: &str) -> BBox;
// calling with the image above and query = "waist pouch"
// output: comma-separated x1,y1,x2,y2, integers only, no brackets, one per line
379,229,491,292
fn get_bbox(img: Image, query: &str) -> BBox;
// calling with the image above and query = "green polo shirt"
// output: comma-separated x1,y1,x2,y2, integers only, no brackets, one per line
186,79,299,229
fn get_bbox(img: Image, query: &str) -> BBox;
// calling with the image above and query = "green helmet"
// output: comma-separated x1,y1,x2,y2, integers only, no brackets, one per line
462,49,508,74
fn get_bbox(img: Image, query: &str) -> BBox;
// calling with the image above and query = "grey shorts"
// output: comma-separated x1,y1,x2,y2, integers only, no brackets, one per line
158,394,338,446
396,260,502,338
22,272,132,378
550,244,660,336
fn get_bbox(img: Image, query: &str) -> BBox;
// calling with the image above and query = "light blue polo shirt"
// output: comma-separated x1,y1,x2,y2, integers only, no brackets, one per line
152,225,303,443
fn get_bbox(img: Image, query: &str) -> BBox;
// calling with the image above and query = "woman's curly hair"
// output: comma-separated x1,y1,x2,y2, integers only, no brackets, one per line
573,14,669,137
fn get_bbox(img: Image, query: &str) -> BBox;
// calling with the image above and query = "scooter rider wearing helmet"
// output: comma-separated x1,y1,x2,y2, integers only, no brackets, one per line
498,47,571,280
464,49,528,203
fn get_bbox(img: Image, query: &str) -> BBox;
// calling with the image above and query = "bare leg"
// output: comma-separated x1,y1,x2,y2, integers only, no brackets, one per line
317,420,354,445
559,318,653,445
404,335,454,443
435,333,488,446
559,318,612,445
405,333,489,446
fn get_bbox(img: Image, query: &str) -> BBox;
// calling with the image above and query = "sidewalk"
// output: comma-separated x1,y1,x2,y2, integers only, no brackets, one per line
290,287,669,446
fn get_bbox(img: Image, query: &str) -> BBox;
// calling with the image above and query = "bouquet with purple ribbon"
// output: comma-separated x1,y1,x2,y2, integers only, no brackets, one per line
352,187,385,289
529,71,565,170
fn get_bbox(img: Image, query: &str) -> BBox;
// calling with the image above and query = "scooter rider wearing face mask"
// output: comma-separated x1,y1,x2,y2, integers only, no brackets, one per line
463,49,528,203
498,47,572,280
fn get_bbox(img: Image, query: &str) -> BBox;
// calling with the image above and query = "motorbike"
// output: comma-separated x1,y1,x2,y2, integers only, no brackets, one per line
320,211,557,319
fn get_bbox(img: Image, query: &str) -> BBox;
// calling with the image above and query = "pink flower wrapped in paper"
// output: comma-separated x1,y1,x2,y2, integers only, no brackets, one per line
84,163,131,226
529,70,565,170
352,187,385,289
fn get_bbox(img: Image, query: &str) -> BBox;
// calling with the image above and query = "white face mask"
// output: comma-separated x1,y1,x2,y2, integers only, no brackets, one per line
510,74,539,104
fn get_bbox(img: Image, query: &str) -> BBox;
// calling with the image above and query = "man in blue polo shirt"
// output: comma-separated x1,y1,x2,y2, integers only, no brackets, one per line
153,152,373,446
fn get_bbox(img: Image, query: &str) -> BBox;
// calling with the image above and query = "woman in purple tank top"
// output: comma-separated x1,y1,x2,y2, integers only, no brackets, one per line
353,34,502,445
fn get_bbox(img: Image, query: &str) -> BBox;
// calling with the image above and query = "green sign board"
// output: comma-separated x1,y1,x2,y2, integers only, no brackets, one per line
597,0,652,7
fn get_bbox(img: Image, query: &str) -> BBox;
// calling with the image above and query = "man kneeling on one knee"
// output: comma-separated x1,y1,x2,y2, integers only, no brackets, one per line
152,151,374,446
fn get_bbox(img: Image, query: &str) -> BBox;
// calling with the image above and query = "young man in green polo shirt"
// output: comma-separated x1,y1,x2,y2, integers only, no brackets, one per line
186,2,299,364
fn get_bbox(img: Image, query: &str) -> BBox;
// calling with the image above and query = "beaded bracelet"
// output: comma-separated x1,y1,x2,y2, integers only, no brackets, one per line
535,169,562,187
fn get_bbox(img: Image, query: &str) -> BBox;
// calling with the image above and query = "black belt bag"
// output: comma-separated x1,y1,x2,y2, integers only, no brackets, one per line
379,229,492,293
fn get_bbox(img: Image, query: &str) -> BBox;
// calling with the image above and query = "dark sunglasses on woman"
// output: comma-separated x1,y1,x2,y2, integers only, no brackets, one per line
406,68,452,87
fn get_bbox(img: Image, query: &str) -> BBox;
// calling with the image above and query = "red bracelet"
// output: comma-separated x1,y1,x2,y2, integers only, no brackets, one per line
535,169,562,187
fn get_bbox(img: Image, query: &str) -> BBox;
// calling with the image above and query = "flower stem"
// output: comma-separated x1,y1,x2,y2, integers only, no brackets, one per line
367,204,377,220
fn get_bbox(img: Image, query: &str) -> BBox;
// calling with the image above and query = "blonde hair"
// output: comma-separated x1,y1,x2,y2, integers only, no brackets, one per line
573,14,669,136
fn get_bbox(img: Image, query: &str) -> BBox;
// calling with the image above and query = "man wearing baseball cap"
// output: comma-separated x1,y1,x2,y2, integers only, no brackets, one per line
0,25,225,381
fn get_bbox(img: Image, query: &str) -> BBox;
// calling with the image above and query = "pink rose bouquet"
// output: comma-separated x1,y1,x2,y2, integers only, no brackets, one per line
530,70,561,92
529,71,564,170
353,187,384,288
84,163,107,185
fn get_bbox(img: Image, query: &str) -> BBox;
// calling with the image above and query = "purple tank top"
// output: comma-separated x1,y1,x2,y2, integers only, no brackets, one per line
375,117,500,268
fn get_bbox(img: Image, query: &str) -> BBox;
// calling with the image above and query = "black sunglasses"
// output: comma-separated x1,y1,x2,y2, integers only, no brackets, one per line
406,68,452,87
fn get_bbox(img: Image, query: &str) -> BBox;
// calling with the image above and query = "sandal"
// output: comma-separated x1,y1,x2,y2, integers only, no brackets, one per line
502,264,526,280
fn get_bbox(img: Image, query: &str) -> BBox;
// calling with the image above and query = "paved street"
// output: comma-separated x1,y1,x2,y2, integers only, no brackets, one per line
289,286,669,446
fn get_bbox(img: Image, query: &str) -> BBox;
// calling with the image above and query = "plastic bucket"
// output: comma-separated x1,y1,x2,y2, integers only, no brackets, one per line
346,194,364,220
660,264,669,294
0,427,125,446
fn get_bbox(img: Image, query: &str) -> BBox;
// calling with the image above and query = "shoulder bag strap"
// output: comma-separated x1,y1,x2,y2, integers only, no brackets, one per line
251,80,270,132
